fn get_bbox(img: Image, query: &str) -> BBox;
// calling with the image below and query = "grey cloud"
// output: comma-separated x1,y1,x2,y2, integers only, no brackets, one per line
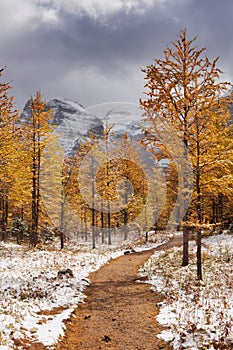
2,0,233,110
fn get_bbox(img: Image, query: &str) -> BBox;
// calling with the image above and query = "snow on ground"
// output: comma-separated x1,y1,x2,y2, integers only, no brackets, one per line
0,231,170,349
0,243,121,348
139,232,233,350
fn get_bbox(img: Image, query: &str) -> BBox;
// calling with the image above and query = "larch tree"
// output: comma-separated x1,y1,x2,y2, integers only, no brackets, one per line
199,106,233,224
63,151,89,242
64,132,101,249
23,91,54,246
81,132,99,249
140,29,232,280
113,134,135,240
40,132,71,249
98,121,115,245
0,67,23,238
113,133,151,240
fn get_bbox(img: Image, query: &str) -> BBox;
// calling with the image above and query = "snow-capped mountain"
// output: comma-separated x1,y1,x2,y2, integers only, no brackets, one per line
86,102,143,139
21,98,143,156
21,98,103,155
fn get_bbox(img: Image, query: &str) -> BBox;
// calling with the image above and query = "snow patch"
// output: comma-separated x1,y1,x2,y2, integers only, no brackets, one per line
36,309,73,346
139,233,233,349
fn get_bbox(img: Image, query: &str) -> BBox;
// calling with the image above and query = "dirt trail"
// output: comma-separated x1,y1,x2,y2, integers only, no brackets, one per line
56,236,182,350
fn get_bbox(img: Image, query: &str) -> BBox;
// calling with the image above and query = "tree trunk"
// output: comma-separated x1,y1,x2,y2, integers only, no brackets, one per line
101,200,105,244
60,190,65,249
218,194,223,222
182,67,190,268
197,229,202,280
144,204,148,242
92,208,95,249
36,134,41,243
123,187,128,240
212,196,216,224
123,210,128,240
182,226,189,266
84,208,88,241
196,139,203,280
31,117,39,247
107,204,111,245
0,195,9,242
91,151,96,249
31,151,38,247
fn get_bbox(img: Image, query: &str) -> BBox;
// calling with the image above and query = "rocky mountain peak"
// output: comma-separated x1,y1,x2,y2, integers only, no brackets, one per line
21,98,143,156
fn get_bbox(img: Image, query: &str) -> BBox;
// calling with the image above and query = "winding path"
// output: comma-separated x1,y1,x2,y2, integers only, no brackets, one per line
56,236,182,350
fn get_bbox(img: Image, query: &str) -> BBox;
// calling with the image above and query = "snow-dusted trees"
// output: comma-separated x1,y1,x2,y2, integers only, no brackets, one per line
140,30,233,279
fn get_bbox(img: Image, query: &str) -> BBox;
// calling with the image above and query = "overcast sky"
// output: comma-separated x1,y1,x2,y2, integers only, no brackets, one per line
1,0,233,111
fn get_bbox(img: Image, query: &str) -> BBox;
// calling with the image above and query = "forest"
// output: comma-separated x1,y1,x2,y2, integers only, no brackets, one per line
1,30,232,257
0,30,233,349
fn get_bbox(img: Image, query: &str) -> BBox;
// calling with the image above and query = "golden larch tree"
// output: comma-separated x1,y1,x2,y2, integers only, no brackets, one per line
140,29,232,279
